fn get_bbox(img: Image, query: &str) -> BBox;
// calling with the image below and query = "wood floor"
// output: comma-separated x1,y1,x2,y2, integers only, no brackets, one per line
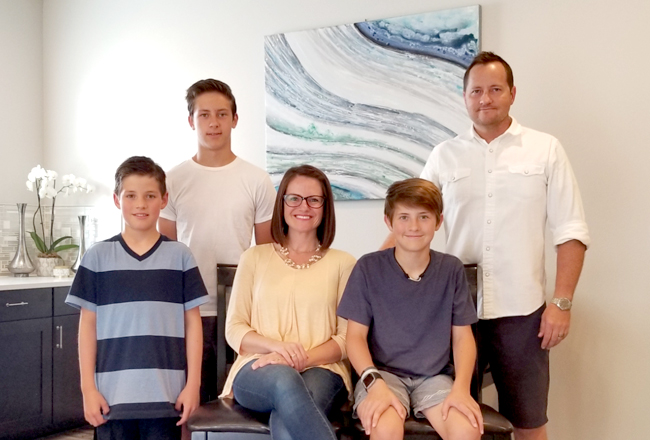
36,426,93,440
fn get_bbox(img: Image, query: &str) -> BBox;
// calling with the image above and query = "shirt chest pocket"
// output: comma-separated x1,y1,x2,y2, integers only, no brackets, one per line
506,164,547,201
440,168,471,199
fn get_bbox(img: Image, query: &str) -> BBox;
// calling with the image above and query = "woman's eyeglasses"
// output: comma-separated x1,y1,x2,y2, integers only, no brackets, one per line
283,194,326,208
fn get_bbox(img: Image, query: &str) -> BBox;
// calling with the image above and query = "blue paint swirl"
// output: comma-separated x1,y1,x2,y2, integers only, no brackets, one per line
265,6,480,200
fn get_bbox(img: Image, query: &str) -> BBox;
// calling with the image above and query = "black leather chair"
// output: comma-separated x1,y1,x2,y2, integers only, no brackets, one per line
188,264,513,440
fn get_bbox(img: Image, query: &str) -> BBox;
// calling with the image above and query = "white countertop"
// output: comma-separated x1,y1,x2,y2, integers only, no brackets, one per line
0,275,73,291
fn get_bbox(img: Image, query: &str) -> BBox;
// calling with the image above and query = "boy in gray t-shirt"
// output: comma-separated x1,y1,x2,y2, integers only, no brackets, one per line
338,178,482,440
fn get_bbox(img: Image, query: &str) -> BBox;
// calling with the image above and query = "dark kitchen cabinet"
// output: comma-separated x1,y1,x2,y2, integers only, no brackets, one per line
0,289,53,439
0,286,87,440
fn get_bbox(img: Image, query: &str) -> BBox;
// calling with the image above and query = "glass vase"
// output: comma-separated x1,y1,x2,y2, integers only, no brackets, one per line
8,203,36,277
71,215,87,273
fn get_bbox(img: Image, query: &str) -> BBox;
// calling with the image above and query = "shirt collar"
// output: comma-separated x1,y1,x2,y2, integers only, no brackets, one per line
466,117,522,144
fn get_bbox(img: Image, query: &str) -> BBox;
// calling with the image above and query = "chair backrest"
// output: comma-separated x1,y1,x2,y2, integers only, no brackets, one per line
461,264,482,401
216,263,237,395
464,264,478,308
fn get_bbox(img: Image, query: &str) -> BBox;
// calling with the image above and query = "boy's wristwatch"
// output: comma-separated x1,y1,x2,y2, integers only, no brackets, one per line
362,371,384,390
551,297,572,311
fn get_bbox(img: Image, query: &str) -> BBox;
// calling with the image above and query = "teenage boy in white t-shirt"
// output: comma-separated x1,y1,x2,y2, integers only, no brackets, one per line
159,79,276,402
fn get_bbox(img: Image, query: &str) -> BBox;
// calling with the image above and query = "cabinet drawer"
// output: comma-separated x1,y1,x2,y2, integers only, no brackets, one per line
0,288,52,322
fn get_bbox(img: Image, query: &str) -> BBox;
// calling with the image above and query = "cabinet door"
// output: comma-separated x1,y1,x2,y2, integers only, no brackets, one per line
0,317,52,437
53,287,77,317
52,314,85,426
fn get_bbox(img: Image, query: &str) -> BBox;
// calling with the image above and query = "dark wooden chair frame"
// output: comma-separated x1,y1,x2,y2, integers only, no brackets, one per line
188,264,513,440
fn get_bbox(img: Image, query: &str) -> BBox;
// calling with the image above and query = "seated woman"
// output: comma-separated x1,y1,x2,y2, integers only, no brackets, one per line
221,165,356,440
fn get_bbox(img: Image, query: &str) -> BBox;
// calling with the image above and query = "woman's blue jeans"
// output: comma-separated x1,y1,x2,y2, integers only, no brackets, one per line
233,360,345,440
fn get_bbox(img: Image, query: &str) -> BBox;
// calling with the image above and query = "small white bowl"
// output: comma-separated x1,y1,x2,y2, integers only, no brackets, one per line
53,266,70,278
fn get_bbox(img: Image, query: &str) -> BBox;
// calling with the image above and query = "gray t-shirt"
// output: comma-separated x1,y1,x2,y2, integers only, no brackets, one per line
337,249,477,378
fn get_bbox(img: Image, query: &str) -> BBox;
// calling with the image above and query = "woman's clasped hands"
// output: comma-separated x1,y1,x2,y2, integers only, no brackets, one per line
251,341,309,371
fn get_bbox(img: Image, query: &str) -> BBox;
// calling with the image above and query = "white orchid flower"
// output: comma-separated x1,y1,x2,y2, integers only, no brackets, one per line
43,180,56,194
61,174,74,186
46,170,58,180
74,177,87,188
26,180,34,191
30,165,47,180
39,186,57,199
44,186,57,199
86,184,94,193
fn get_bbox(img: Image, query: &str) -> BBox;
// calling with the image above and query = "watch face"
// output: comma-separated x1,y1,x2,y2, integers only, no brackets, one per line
554,298,571,310
363,372,382,389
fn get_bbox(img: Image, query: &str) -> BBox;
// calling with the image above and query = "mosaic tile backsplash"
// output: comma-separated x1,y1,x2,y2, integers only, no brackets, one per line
0,204,100,275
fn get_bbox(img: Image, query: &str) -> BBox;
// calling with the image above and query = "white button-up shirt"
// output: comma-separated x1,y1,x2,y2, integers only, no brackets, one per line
421,119,590,319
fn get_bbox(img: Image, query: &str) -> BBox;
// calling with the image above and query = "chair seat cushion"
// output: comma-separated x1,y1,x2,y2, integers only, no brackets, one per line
189,399,512,438
188,398,347,435
188,398,270,434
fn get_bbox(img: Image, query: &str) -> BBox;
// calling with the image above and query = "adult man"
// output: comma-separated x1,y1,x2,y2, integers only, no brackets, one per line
387,52,589,440
159,79,276,402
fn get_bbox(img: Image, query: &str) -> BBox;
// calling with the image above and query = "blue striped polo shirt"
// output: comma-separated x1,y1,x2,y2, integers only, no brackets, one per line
66,234,208,420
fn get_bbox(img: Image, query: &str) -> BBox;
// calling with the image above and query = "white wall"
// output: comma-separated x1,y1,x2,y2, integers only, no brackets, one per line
0,0,43,204
36,0,650,438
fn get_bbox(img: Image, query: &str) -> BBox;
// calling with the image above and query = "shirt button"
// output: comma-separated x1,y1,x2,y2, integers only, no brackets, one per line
488,169,492,173
489,149,494,153
486,247,490,251
525,170,529,174
485,272,490,277
488,193,493,197
487,220,492,224
452,176,456,181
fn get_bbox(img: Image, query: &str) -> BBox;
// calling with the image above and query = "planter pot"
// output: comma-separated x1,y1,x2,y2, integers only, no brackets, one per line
37,256,62,277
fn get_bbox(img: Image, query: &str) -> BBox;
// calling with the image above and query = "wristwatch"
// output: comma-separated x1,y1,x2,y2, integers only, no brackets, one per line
551,297,572,311
362,371,384,391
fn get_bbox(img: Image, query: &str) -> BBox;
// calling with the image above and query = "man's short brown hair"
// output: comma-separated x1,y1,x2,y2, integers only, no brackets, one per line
463,51,514,91
271,165,336,249
186,79,237,116
384,178,443,225
114,156,166,196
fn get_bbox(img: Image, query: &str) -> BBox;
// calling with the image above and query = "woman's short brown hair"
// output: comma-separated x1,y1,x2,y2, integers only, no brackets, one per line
271,165,336,249
384,178,443,225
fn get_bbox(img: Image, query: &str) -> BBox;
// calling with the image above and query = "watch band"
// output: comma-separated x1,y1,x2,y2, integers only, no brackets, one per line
360,366,380,382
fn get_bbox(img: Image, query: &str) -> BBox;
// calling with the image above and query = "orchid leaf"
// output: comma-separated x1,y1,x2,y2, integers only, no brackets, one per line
51,235,74,247
53,243,79,252
29,231,48,254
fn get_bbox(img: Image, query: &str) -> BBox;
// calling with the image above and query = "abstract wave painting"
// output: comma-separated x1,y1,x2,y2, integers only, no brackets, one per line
265,6,480,200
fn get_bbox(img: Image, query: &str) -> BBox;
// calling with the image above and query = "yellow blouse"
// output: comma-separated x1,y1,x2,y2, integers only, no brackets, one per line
221,243,356,397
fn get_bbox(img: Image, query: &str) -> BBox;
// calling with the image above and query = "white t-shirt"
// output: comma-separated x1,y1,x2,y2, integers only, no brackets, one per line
421,119,590,319
160,157,276,316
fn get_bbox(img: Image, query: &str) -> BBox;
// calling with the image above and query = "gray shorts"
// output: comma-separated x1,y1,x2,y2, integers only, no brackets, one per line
353,370,453,418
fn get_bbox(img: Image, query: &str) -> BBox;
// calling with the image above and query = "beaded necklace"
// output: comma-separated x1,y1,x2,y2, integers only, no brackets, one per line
278,244,322,269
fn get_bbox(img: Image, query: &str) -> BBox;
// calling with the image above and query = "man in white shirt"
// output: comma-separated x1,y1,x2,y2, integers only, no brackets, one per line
159,79,276,402
387,52,589,440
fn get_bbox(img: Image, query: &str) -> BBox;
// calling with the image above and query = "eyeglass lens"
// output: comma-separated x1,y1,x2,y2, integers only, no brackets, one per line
284,194,325,208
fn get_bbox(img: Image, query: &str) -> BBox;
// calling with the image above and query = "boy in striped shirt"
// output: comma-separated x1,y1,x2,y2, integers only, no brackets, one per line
66,156,208,440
